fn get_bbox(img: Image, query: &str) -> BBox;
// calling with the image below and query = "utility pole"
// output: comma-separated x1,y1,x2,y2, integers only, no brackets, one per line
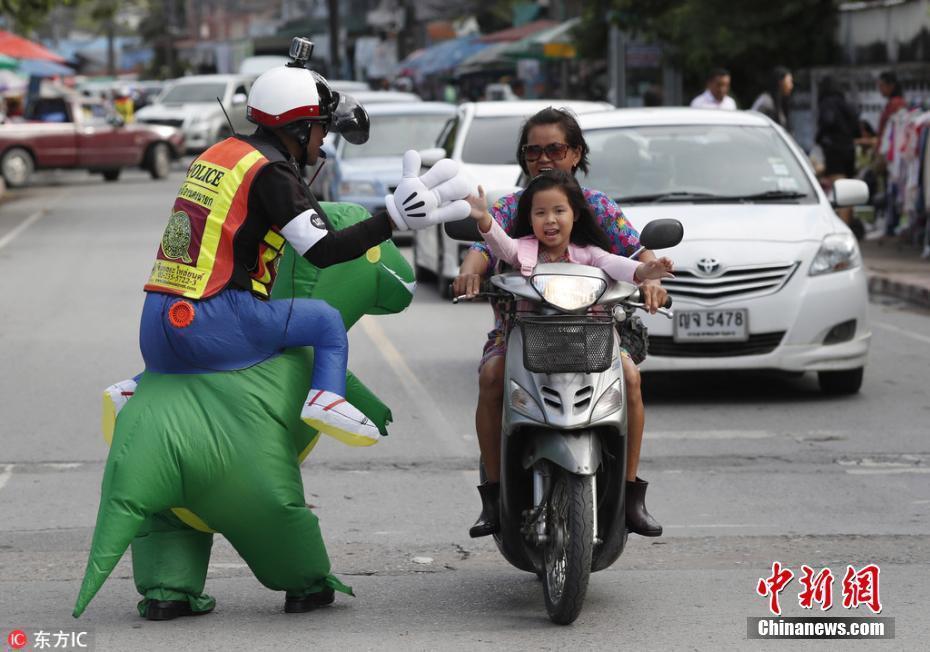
327,0,340,76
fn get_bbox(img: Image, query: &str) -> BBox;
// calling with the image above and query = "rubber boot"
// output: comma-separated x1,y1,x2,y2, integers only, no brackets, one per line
625,477,662,537
469,482,500,538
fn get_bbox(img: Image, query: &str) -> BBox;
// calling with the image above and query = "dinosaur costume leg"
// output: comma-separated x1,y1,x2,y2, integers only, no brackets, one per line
132,511,215,616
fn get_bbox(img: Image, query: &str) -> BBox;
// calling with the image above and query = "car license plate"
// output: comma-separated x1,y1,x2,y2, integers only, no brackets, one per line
673,309,749,342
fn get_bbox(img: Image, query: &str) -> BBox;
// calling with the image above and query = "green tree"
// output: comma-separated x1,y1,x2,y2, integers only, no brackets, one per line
579,0,841,106
1,0,81,34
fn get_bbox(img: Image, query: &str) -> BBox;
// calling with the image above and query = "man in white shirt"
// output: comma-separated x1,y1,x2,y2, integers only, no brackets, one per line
690,68,737,110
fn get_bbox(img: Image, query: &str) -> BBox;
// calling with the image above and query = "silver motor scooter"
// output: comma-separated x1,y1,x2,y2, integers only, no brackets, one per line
451,218,683,624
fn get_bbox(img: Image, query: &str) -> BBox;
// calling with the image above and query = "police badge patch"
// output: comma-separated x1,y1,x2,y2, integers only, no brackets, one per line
161,211,193,263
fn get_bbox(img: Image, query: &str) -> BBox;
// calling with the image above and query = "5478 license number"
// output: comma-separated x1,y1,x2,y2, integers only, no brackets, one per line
674,308,749,341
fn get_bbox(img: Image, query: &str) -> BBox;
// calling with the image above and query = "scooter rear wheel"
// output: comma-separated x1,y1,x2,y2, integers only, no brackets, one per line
542,468,594,625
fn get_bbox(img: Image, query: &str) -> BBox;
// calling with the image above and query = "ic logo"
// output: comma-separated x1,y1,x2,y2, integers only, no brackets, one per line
7,630,27,649
696,257,721,275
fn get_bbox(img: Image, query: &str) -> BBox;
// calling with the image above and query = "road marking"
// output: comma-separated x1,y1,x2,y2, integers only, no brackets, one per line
648,430,774,440
0,464,13,492
359,316,465,454
666,524,770,528
844,468,930,475
873,321,930,346
0,209,46,252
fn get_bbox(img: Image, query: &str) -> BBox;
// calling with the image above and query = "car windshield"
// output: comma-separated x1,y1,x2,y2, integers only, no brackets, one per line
461,116,527,165
584,125,816,203
342,113,451,160
160,83,227,104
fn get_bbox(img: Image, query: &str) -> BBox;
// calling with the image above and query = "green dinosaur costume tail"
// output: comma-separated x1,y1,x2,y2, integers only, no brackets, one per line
74,203,414,617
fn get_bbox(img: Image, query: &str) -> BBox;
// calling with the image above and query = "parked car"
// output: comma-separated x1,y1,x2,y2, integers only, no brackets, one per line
345,90,421,105
0,95,184,187
309,101,454,243
412,99,611,296
575,108,871,394
135,74,253,152
238,55,289,77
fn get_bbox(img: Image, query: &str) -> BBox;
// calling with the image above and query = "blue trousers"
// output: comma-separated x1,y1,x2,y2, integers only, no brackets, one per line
140,289,347,395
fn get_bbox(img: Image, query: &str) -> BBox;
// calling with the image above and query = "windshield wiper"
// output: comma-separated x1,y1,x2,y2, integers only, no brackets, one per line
718,190,808,201
617,191,723,204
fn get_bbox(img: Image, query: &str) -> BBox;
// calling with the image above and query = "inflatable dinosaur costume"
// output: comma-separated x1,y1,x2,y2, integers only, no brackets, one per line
73,202,415,618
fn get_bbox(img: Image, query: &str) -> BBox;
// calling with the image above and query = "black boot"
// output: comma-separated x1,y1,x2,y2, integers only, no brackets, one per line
625,477,662,537
143,600,213,621
284,586,335,613
469,482,500,538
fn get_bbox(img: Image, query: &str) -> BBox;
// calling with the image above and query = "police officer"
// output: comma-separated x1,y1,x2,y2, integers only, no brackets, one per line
106,40,473,445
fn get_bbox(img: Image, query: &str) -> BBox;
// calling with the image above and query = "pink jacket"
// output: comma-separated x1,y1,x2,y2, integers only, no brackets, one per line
481,219,640,283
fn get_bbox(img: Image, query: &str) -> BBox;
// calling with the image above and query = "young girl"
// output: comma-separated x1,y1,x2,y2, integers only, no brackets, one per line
472,169,672,290
464,169,673,537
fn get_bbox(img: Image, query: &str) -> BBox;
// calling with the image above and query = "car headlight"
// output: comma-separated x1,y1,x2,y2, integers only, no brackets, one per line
338,180,380,197
510,380,545,422
809,233,860,276
531,274,606,311
590,379,622,422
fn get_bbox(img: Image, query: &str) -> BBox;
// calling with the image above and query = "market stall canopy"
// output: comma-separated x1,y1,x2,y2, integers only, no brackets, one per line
0,30,65,62
18,59,74,77
458,19,567,75
478,19,558,44
396,34,490,81
503,17,581,60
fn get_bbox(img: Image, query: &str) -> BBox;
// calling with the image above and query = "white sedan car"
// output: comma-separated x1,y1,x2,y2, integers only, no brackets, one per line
413,99,610,297
579,108,872,394
577,108,870,394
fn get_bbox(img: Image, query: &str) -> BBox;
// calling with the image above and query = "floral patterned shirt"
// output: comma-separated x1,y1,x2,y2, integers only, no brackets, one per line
469,187,641,271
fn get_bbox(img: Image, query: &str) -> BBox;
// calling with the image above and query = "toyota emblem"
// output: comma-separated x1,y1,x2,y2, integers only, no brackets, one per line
697,257,721,275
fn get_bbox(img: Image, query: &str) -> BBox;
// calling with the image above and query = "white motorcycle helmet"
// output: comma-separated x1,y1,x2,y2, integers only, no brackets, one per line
246,37,369,146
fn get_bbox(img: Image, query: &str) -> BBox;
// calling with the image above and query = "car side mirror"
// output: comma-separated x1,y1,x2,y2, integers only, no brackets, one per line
108,114,125,127
232,93,247,105
831,179,869,207
639,218,683,251
419,147,446,169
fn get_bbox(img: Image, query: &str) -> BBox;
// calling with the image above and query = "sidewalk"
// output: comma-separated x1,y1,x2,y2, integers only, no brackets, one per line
860,230,930,308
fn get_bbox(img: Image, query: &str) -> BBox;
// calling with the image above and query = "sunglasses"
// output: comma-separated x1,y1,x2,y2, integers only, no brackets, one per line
521,142,570,162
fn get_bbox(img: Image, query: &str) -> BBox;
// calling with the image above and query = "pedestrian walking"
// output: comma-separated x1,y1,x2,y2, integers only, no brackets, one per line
690,68,737,110
751,66,793,129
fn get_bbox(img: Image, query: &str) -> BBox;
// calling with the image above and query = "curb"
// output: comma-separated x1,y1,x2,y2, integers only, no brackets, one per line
867,273,930,309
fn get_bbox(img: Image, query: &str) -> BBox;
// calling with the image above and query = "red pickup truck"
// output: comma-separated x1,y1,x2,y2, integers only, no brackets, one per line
0,95,185,188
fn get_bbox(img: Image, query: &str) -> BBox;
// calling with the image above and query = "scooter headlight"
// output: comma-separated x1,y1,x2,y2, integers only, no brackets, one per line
531,274,606,312
591,379,623,422
510,380,545,422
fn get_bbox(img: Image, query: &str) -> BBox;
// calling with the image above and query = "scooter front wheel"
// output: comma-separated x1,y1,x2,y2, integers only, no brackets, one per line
542,468,594,625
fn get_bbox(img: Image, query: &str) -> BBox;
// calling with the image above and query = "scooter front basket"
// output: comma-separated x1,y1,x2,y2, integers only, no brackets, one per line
518,315,614,373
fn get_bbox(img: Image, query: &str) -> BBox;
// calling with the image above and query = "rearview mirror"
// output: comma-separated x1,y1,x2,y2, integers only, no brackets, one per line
639,219,683,251
107,114,125,127
419,147,446,169
831,179,869,207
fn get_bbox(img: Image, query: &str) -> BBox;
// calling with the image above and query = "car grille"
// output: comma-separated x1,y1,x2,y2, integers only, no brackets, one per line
648,332,786,357
663,262,799,303
140,118,184,128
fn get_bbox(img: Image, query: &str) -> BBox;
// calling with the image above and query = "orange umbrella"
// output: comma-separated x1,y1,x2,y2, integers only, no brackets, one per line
0,29,65,62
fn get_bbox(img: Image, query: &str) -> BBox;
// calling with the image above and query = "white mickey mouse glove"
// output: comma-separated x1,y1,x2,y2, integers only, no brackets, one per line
385,150,477,230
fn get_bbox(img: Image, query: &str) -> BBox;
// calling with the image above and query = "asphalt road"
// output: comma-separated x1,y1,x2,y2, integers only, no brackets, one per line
1,164,928,650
